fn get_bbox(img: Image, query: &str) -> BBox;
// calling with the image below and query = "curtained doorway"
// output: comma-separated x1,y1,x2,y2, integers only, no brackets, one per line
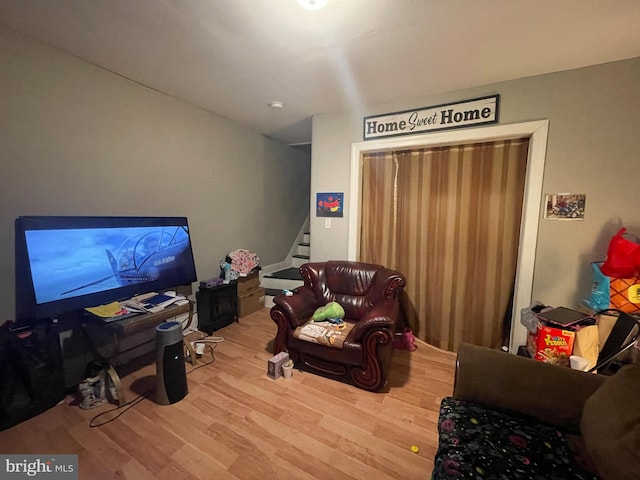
358,138,530,352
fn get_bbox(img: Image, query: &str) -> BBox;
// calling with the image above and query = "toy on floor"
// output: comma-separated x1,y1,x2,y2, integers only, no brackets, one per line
394,327,417,351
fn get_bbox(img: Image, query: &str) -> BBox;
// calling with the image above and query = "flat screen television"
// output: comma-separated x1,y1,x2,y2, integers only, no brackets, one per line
15,216,198,324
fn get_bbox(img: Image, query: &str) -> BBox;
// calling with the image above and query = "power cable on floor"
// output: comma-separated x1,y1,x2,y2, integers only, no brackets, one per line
87,337,222,427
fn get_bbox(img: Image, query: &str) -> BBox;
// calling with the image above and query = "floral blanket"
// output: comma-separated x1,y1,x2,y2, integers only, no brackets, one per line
293,319,355,349
228,249,259,275
431,398,598,480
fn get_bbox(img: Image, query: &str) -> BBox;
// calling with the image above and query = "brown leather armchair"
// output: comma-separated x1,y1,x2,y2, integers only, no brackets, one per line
270,261,407,391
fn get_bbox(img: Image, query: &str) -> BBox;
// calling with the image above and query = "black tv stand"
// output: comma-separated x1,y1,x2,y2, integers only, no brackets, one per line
81,301,196,405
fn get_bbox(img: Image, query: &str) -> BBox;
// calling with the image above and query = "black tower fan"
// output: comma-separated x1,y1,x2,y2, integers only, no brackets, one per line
155,321,188,405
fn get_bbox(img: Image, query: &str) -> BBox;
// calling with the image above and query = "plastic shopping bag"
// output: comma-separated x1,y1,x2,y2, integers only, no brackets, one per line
600,228,640,278
585,262,640,314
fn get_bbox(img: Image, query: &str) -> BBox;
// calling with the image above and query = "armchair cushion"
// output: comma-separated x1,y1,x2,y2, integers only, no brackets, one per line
294,318,356,349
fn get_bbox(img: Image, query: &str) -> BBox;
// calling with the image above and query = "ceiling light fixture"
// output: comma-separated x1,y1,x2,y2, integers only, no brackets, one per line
298,0,328,11
268,101,284,109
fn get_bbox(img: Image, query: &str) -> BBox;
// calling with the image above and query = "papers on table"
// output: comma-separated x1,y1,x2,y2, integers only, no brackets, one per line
121,292,186,313
86,301,129,318
87,292,188,319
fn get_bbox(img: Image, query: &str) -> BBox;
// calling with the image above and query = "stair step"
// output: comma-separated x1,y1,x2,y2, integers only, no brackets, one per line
265,288,283,297
264,268,302,280
262,278,303,293
292,256,308,268
262,228,310,309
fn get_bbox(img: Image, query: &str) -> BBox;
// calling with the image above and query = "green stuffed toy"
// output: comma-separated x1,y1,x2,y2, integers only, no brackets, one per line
312,301,345,323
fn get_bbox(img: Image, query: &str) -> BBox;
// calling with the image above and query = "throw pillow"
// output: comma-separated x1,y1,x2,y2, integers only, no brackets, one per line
581,363,640,480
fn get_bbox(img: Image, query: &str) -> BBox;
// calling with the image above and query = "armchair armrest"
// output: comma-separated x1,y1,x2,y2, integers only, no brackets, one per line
350,300,399,343
271,287,320,354
272,287,318,329
454,343,606,433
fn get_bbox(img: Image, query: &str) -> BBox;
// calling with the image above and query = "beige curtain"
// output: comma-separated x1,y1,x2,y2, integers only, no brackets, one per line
360,139,529,352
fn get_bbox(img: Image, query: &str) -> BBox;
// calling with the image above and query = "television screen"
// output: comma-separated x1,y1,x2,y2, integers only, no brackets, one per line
15,216,198,323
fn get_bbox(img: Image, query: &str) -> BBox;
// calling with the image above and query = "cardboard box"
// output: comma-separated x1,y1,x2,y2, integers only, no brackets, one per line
267,351,289,379
238,286,265,317
533,325,575,367
237,271,260,296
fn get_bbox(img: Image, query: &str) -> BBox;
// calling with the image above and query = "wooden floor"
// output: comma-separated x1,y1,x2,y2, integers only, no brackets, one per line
0,308,456,479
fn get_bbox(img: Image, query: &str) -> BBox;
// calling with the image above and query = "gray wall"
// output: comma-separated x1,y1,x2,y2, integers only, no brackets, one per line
0,27,311,321
311,57,640,311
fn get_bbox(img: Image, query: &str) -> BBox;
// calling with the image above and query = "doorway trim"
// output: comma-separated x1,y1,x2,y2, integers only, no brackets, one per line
348,120,549,352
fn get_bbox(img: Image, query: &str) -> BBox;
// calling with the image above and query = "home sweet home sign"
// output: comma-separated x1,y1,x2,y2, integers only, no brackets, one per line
363,94,499,140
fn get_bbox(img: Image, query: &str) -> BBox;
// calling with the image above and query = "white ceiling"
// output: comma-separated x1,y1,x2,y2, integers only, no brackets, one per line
2,0,640,146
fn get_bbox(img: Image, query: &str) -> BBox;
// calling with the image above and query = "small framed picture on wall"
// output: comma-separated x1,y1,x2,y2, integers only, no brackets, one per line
544,193,586,220
316,192,344,217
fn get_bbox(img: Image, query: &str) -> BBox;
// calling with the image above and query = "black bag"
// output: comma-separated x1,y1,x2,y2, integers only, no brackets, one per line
0,320,66,431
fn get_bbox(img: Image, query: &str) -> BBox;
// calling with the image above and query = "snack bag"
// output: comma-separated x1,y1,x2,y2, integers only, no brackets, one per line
534,325,575,367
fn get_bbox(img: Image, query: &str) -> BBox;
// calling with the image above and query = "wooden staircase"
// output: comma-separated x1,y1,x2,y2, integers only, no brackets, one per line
292,237,310,268
262,231,309,307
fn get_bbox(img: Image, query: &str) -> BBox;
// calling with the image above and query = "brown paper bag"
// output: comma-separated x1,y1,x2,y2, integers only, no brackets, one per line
597,313,618,348
573,325,599,371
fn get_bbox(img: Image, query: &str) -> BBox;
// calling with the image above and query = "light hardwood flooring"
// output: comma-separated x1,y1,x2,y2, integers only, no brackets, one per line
0,308,456,479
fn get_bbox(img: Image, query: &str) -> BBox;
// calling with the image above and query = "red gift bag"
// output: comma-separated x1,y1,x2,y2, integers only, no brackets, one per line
601,228,640,278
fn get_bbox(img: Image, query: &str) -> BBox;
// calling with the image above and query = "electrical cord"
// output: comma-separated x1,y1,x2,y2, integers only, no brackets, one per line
88,335,223,427
89,387,151,428
185,342,219,373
